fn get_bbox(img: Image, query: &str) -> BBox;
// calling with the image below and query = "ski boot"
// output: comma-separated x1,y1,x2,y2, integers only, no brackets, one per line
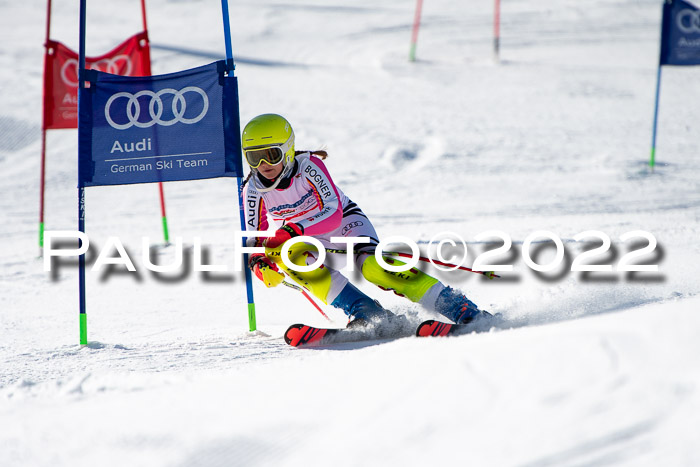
331,282,408,336
434,286,484,324
331,282,390,325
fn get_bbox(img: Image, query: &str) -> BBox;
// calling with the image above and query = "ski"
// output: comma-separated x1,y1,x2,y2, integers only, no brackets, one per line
284,324,343,347
416,311,497,337
284,317,414,347
286,314,494,346
415,320,465,337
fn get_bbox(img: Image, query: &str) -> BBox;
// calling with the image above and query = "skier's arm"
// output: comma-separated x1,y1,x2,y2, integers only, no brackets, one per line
294,157,343,236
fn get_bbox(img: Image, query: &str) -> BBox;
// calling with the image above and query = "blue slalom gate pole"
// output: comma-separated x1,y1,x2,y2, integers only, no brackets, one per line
221,0,256,331
221,0,235,72
237,178,257,331
78,0,88,345
649,65,662,171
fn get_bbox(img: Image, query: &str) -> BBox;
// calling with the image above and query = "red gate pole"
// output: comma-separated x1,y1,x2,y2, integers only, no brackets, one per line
409,0,424,62
494,0,501,62
140,0,170,244
140,0,148,31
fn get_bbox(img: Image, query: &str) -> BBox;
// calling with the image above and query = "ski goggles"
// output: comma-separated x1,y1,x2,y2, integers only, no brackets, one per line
244,146,285,168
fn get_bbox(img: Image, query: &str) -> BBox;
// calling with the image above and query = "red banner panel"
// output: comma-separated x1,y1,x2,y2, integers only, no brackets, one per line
43,31,151,130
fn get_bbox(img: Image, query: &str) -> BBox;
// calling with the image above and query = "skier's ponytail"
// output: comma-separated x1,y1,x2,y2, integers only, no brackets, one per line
240,171,254,191
297,150,328,160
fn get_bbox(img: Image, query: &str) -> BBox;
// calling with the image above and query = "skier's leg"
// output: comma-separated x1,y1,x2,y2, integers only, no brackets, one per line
359,255,483,325
326,207,484,324
360,255,438,302
272,241,388,323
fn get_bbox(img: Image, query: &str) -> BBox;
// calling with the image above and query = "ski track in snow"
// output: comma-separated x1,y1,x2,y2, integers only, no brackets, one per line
1,0,700,465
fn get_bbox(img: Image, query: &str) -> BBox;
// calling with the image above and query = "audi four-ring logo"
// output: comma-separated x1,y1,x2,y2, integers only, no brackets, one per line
104,87,209,130
60,56,133,87
677,9,700,34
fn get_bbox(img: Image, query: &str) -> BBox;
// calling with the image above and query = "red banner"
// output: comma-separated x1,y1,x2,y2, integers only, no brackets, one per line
43,31,151,130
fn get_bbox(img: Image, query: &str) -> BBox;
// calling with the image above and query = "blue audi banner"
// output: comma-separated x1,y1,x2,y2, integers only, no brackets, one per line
660,0,700,65
78,61,243,187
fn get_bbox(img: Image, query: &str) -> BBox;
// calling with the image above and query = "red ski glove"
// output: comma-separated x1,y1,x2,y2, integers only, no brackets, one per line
263,223,304,249
249,253,277,276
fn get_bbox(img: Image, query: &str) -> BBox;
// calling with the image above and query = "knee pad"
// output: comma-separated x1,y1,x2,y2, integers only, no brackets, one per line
361,255,438,303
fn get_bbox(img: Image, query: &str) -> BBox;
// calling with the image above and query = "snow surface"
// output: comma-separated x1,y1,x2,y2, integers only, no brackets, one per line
2,0,700,465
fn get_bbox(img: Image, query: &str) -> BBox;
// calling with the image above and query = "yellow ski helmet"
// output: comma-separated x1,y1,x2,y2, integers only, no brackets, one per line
241,114,295,169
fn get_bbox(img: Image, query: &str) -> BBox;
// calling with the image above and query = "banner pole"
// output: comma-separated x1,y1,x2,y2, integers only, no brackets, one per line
221,0,256,331
493,0,501,62
649,65,662,171
238,178,256,331
220,0,235,71
39,0,52,256
409,0,423,62
39,130,47,257
78,188,87,345
78,0,88,345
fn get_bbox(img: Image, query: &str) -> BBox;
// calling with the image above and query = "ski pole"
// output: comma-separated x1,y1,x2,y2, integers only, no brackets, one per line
389,251,499,279
281,281,331,321
325,249,500,279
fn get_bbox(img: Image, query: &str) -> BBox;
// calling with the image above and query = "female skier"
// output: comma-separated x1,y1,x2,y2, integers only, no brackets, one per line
242,113,485,328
